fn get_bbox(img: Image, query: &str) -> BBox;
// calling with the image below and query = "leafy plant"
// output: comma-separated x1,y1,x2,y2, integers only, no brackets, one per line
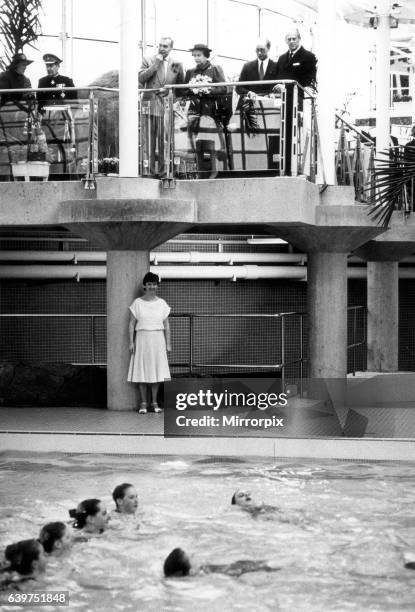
368,147,415,227
0,0,43,70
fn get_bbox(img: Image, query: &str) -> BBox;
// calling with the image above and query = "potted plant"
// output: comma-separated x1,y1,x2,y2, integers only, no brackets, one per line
0,0,49,179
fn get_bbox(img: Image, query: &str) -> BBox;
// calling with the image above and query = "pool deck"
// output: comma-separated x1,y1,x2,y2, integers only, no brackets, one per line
1,407,415,461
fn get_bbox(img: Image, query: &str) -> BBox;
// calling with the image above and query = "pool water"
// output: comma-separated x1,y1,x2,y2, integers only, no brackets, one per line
1,452,415,612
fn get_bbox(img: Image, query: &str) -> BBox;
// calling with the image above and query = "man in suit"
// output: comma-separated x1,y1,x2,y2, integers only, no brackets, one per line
139,37,184,177
37,54,76,110
236,39,278,105
276,29,317,175
275,29,317,89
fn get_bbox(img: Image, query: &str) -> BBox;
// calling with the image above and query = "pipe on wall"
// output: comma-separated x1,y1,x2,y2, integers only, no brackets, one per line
0,265,414,281
0,251,306,265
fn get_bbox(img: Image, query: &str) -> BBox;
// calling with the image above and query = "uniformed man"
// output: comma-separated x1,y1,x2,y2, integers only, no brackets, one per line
0,53,33,107
37,54,76,109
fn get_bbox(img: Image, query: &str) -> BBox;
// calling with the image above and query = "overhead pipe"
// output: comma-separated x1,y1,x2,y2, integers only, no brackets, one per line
0,251,306,265
0,265,307,281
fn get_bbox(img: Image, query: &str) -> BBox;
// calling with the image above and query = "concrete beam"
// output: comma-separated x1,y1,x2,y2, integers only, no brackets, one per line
58,198,196,249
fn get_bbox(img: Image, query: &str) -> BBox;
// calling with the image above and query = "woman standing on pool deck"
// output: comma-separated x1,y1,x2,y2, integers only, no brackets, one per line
128,272,171,413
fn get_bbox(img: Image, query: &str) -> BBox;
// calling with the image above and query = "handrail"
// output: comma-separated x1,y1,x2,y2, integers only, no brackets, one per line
1,307,366,380
335,113,375,146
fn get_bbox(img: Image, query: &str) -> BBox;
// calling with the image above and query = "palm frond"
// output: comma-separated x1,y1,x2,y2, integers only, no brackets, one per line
368,147,415,228
0,0,43,71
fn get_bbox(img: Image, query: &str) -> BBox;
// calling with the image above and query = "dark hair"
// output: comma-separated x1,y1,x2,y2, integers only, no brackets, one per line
143,272,160,285
163,548,191,577
39,522,67,554
69,498,101,529
4,539,42,575
231,493,236,505
112,483,133,509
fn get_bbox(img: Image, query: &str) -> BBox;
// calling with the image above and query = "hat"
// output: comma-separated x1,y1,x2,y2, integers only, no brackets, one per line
43,53,62,64
189,44,212,53
9,53,33,67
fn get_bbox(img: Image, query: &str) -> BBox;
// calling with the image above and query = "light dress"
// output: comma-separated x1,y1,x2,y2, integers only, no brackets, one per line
127,297,171,383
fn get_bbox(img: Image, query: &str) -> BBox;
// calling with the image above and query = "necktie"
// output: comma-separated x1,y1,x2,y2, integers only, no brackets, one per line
259,61,264,80
163,59,168,80
289,52,294,63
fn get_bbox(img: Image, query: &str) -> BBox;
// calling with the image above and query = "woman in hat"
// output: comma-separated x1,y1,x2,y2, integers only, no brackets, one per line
127,272,171,414
184,44,229,175
0,53,33,106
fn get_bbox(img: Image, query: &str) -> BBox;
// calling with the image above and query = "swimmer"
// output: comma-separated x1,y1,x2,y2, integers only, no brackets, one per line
231,489,280,517
163,547,281,578
39,522,72,556
69,499,109,535
112,483,139,514
1,539,47,589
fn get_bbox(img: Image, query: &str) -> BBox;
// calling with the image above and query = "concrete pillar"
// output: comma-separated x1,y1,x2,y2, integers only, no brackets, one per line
375,1,391,153
316,0,336,185
119,0,140,177
307,252,348,378
107,250,149,410
367,261,399,371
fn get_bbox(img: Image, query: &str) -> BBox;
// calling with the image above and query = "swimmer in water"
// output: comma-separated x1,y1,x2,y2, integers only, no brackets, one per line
0,539,47,589
39,522,72,556
112,483,139,514
163,547,281,578
69,499,109,535
231,489,280,517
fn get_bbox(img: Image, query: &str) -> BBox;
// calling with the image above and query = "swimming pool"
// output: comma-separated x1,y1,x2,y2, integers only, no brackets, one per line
1,452,415,612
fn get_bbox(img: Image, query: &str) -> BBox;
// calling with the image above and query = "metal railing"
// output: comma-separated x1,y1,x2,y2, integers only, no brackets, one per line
0,311,305,390
335,117,376,203
0,80,318,187
0,305,367,384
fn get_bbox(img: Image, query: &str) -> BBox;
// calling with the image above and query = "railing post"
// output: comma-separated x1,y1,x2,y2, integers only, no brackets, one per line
281,314,285,393
189,314,194,376
91,315,95,364
162,87,176,188
83,89,97,190
300,313,304,396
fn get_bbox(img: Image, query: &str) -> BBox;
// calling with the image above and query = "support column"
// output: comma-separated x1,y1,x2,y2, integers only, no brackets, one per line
107,250,149,410
367,261,399,371
307,252,348,378
119,0,141,177
316,0,336,185
375,1,391,153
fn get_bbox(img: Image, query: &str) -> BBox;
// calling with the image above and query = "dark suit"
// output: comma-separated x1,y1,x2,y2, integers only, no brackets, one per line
236,58,279,98
275,46,317,88
276,46,317,175
37,74,76,109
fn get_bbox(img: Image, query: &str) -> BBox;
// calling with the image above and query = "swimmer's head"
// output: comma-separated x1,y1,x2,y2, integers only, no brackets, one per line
69,498,109,533
163,547,191,577
112,483,139,514
39,522,72,555
4,539,47,576
231,489,254,508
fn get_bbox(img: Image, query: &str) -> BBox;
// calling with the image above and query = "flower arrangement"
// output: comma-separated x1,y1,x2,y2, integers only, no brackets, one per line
188,74,213,95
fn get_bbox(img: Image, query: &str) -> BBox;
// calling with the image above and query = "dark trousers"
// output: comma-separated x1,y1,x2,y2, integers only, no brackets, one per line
142,113,166,177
